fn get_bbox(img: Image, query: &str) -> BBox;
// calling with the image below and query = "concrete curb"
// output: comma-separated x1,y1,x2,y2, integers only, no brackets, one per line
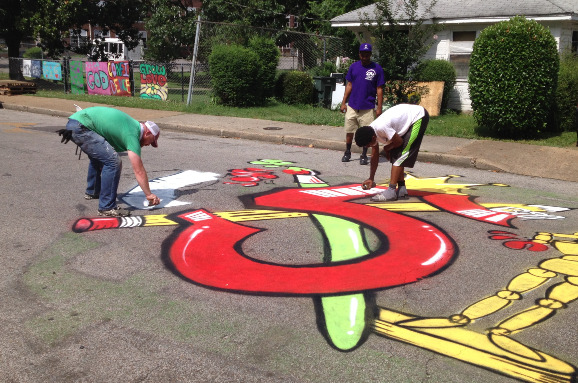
418,152,504,172
1,102,71,118
1,101,495,171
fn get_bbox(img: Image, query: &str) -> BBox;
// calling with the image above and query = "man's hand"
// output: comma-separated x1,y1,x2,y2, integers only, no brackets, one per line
56,129,73,144
362,179,376,190
146,194,160,206
340,103,347,113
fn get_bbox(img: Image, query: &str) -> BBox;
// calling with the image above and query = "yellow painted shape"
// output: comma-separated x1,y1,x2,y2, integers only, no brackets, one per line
497,306,554,333
547,233,578,240
365,202,440,211
214,210,308,222
506,270,552,293
548,282,578,304
461,294,514,320
553,242,578,256
540,258,578,276
143,215,178,226
375,308,576,383
396,317,466,328
489,333,543,361
402,173,488,195
481,203,553,212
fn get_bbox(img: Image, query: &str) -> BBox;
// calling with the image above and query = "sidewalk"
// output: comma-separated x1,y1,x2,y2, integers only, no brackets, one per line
2,94,577,182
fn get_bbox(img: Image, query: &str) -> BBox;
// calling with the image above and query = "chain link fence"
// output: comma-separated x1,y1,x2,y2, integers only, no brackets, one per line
6,22,350,105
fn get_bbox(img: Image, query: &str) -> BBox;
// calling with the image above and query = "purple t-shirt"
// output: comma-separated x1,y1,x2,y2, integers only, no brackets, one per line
345,61,385,110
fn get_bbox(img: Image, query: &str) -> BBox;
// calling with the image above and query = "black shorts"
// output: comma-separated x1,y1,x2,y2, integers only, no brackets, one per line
389,110,429,168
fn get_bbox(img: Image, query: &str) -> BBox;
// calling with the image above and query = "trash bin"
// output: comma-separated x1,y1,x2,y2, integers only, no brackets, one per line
313,76,337,109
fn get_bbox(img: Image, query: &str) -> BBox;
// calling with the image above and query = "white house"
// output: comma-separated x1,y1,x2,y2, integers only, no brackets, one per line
331,0,578,111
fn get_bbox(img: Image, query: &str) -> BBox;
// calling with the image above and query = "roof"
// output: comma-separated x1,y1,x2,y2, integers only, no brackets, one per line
331,0,578,26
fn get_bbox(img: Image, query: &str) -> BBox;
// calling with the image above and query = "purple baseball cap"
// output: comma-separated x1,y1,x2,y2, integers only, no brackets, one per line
359,43,372,52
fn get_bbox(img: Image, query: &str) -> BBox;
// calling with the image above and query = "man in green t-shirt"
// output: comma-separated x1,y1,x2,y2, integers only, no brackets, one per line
59,106,161,217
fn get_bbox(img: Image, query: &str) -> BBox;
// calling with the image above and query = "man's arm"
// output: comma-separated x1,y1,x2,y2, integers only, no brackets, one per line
375,86,384,117
127,150,160,206
381,133,403,159
340,81,353,113
362,142,379,190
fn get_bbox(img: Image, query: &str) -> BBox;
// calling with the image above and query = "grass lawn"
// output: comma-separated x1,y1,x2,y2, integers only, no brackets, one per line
0,72,574,148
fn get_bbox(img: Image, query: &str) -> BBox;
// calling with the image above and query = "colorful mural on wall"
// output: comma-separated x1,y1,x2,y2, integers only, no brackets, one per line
30,60,42,79
85,62,110,95
22,60,31,78
85,61,130,96
69,61,85,94
139,63,168,100
42,61,62,81
71,161,577,383
107,61,131,96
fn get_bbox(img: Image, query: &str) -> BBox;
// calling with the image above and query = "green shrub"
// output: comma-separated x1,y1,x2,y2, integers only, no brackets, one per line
414,59,456,112
557,52,578,132
248,36,280,99
309,61,337,77
469,16,559,138
209,44,263,107
23,47,43,59
282,71,314,105
274,71,288,101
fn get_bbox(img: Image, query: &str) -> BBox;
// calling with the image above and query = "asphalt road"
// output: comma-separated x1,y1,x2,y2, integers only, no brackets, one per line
1,109,577,383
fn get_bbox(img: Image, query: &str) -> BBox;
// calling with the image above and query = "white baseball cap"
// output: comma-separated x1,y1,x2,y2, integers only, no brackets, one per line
144,121,160,147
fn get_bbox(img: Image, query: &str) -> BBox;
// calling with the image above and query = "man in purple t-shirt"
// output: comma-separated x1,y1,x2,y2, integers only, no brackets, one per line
340,43,385,165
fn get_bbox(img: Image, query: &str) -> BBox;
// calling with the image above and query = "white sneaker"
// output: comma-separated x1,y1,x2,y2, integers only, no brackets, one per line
370,188,398,202
397,185,408,199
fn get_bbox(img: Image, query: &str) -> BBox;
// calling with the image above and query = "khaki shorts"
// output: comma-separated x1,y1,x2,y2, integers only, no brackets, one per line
344,106,375,133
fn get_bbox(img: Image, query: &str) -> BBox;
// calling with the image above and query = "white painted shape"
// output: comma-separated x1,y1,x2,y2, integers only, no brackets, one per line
121,170,221,210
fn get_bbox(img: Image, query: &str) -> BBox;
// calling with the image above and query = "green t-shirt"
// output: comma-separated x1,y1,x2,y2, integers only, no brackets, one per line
70,106,142,156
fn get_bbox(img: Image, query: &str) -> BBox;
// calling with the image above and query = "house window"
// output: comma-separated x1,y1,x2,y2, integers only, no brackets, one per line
70,29,88,48
94,29,110,38
453,31,477,42
449,31,476,79
139,31,147,48
286,15,299,29
572,31,578,53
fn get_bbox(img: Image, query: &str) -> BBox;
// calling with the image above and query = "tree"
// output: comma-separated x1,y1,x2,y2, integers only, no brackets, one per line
0,0,36,78
201,0,286,28
32,0,150,60
144,0,198,62
306,0,374,56
469,16,559,138
365,0,441,104
0,0,149,79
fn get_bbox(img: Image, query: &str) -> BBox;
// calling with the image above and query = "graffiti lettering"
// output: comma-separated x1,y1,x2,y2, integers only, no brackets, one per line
139,63,167,76
86,70,109,91
488,230,550,251
108,61,130,77
140,63,168,100
168,184,456,294
223,168,278,187
107,61,130,96
70,163,577,382
249,159,295,168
